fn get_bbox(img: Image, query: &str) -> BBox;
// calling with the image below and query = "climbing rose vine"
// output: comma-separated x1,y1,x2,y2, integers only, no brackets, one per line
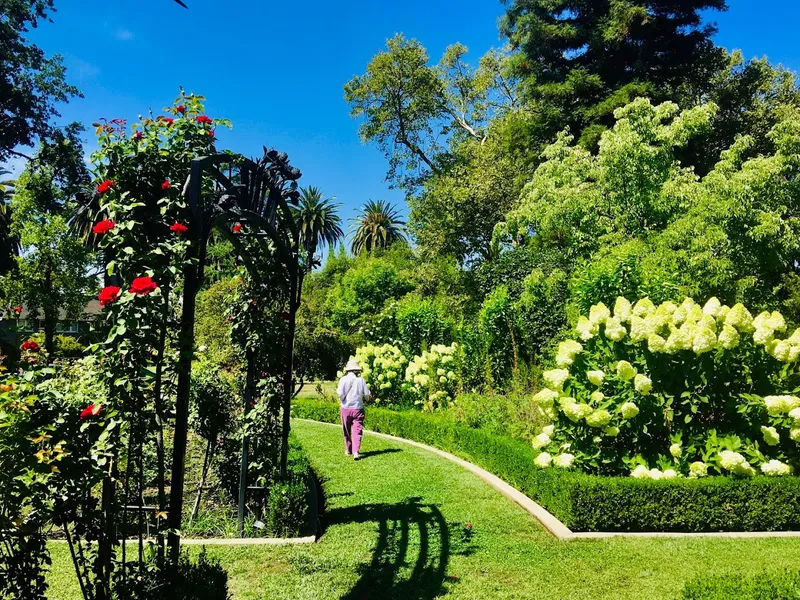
532,296,800,478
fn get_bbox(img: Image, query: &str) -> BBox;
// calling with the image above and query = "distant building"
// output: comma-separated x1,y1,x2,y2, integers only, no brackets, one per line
0,301,102,348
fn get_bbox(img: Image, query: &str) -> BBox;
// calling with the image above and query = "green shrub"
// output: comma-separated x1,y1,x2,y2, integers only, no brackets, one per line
395,295,453,355
292,400,800,532
25,332,86,358
680,570,800,600
266,480,309,537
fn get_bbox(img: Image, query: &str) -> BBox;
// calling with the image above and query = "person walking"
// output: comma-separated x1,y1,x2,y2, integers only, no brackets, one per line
338,359,370,460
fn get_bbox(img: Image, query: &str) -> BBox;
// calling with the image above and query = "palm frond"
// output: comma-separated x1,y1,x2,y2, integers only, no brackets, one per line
350,199,407,255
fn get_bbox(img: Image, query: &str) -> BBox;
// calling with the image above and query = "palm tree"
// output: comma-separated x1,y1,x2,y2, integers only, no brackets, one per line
293,186,344,273
350,199,407,255
0,168,19,274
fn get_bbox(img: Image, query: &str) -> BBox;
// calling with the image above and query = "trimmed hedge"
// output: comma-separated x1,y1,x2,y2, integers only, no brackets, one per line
292,400,800,532
681,570,800,599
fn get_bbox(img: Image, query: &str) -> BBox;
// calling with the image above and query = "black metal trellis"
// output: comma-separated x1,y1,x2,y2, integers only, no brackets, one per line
167,149,302,557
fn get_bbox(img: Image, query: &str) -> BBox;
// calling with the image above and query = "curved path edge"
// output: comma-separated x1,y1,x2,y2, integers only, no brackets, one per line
296,418,800,541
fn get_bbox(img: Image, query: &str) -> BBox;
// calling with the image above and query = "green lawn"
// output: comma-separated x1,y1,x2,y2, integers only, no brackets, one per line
295,381,337,401
47,419,800,599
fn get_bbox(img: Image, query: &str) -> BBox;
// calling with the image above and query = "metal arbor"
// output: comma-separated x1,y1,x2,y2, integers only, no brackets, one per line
168,148,302,558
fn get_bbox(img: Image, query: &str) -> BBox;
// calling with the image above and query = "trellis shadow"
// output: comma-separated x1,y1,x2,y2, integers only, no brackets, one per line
325,497,451,600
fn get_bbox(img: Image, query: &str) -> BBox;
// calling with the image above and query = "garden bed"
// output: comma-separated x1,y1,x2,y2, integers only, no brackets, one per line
292,400,800,533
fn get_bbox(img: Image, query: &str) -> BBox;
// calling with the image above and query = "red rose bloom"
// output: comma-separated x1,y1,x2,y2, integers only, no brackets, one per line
98,286,121,307
80,404,103,420
13,306,22,314
160,116,174,126
225,316,232,323
21,340,40,353
209,130,215,137
130,276,158,295
176,105,186,114
161,180,171,190
170,222,188,235
92,219,115,235
196,115,212,125
232,223,242,233
280,312,291,321
97,180,114,195
133,131,144,141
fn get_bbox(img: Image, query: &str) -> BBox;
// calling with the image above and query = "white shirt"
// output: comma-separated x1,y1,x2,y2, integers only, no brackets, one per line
337,372,371,409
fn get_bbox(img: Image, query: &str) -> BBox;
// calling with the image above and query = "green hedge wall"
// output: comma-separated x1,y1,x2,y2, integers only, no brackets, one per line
292,400,800,533
680,570,800,599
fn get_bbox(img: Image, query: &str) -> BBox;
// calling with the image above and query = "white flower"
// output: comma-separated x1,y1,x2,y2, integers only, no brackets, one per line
648,468,663,480
717,325,740,350
620,402,640,419
761,426,780,446
590,391,605,403
753,326,774,346
634,374,652,395
616,360,637,381
770,340,793,362
532,433,551,449
692,327,717,354
604,317,627,341
585,409,612,428
533,388,559,407
662,469,679,479
633,298,656,317
631,465,650,479
647,333,667,353
669,443,682,458
556,340,583,367
614,297,632,322
604,426,620,437
576,316,599,340
764,395,800,416
703,297,722,317
629,316,649,343
760,459,793,477
553,453,575,469
724,303,754,333
768,311,787,332
789,407,800,426
534,452,552,469
562,402,592,422
719,450,755,476
791,428,800,443
543,369,570,390
589,302,611,325
542,425,555,436
587,370,605,386
689,461,708,478
437,368,446,376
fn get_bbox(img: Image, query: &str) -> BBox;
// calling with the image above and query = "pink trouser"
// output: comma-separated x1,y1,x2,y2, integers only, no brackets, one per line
340,408,365,454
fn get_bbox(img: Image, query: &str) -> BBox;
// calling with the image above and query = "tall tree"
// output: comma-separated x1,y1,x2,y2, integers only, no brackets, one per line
2,127,96,355
0,0,81,161
0,168,19,274
293,186,344,274
350,200,407,255
500,0,728,147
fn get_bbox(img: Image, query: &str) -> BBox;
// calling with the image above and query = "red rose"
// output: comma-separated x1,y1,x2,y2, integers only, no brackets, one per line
196,115,212,125
209,130,215,137
130,276,158,295
161,180,171,190
21,340,40,353
249,401,255,407
98,286,121,307
97,180,114,195
80,404,103,420
176,105,186,114
133,131,143,141
232,223,242,233
13,306,22,314
92,219,115,235
160,116,174,126
225,316,232,323
170,222,188,235
251,300,257,306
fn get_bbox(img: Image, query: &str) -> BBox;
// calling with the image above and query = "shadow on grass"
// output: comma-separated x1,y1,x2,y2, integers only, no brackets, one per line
326,497,462,600
356,448,403,460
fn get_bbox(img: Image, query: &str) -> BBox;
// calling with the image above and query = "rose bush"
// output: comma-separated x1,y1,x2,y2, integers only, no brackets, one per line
531,296,800,478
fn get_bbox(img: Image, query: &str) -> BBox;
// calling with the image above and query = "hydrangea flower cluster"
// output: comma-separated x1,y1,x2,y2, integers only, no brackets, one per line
530,296,800,478
354,344,408,405
404,343,459,411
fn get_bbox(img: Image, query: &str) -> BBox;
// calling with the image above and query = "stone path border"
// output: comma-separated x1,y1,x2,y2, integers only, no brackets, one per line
297,419,800,541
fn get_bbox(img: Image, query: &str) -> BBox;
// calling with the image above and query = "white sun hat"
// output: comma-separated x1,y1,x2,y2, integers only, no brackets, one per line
344,359,362,373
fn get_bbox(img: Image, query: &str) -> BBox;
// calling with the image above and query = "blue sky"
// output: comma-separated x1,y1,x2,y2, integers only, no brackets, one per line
8,0,800,230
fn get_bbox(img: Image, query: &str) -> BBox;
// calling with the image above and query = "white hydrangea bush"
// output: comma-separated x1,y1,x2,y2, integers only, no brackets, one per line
404,343,459,411
353,343,408,406
532,296,800,479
